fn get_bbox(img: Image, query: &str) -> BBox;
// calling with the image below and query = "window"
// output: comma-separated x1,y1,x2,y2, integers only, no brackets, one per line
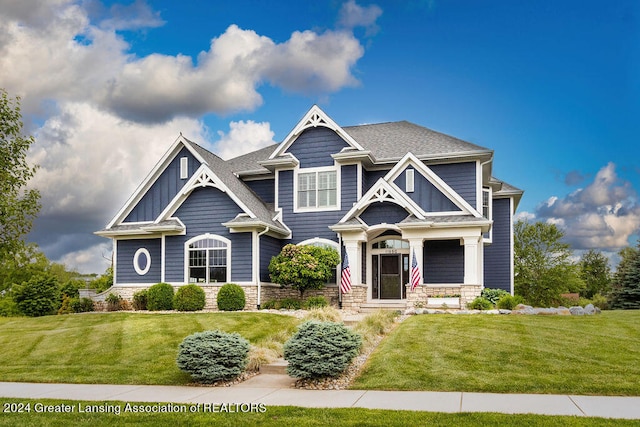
180,157,189,179
133,248,151,275
297,169,337,209
405,169,415,193
482,187,492,240
186,235,229,283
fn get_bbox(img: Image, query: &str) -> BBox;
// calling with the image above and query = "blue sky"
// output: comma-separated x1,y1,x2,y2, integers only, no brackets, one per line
1,0,638,273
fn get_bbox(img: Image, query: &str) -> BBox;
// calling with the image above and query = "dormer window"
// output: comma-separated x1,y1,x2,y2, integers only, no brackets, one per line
296,167,339,211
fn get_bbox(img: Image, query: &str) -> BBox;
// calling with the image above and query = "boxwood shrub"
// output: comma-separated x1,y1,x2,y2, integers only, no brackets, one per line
216,283,245,311
284,320,362,379
147,283,174,311
174,284,206,311
176,330,249,383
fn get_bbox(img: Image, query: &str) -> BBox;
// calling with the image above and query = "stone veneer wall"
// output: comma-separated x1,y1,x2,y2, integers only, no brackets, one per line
339,285,367,312
406,284,482,309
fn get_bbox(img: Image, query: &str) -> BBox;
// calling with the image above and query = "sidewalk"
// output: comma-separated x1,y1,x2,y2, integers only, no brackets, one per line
1,377,639,420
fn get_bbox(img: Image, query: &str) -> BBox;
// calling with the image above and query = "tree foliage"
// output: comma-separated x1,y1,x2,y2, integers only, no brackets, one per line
514,220,584,306
579,249,612,299
0,89,40,262
269,244,340,297
12,275,60,317
610,243,640,309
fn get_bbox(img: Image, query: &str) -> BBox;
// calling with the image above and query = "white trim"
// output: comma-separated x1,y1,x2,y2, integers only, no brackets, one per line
510,197,515,295
180,157,189,179
476,160,482,213
297,237,340,249
157,164,256,222
293,165,341,213
274,169,280,210
356,162,363,201
160,235,166,283
133,248,151,276
112,238,118,286
482,187,493,243
269,105,365,160
384,152,482,218
183,234,232,284
106,135,206,229
339,178,425,223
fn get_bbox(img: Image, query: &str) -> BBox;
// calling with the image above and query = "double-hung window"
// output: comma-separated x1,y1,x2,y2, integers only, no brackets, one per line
297,169,337,210
482,187,492,241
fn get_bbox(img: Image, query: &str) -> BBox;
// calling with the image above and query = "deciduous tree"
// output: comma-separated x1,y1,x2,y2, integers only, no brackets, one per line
579,249,612,299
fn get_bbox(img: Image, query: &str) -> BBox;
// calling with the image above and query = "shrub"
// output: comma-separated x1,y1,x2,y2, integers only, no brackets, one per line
468,297,493,310
0,296,21,317
481,288,510,305
284,321,362,379
591,293,610,310
261,299,278,310
147,283,174,311
279,297,301,310
496,294,524,310
174,284,206,311
13,275,60,317
105,293,122,311
59,280,83,300
176,330,249,383
132,290,148,310
71,297,94,313
216,283,245,311
58,295,74,314
303,295,328,309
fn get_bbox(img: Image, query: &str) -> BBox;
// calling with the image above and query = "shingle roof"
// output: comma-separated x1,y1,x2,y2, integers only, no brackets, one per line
343,121,492,161
188,141,288,234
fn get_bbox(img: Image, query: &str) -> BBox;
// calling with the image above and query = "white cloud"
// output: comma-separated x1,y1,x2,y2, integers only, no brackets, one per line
215,121,276,160
56,241,113,274
338,0,383,36
534,163,640,250
514,211,536,222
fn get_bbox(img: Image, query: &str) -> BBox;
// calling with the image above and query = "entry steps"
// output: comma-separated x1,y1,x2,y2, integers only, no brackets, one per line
358,302,407,313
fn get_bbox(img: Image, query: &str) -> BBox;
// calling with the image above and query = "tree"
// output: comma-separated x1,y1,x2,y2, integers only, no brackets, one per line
579,249,612,298
610,243,640,309
514,220,584,306
268,244,340,298
0,89,40,262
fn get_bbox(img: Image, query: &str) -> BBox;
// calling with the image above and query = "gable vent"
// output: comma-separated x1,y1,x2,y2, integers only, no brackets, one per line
406,169,415,193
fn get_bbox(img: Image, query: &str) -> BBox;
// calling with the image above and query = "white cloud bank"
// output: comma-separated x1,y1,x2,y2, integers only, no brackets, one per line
0,0,380,273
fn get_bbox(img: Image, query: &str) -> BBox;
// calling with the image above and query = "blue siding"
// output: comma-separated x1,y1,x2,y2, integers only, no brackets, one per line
286,127,349,168
246,179,274,204
423,240,464,284
164,187,252,283
363,169,388,193
430,162,477,208
125,147,201,222
278,169,346,244
394,168,461,212
484,198,512,292
359,202,409,225
116,238,161,284
260,235,282,282
341,165,358,211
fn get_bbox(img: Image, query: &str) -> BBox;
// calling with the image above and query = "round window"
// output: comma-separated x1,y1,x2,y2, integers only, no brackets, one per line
133,248,151,275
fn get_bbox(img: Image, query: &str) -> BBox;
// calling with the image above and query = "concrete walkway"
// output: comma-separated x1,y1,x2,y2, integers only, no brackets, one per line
1,378,639,419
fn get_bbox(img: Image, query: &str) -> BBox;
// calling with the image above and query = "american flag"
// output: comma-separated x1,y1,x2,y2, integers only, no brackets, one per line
340,252,352,294
410,249,421,291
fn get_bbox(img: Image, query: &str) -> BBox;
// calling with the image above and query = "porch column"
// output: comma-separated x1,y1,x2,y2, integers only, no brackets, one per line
462,236,482,285
408,238,424,285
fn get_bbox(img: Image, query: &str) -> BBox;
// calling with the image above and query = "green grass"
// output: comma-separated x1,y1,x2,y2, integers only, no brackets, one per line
352,310,640,395
0,399,636,426
0,312,299,385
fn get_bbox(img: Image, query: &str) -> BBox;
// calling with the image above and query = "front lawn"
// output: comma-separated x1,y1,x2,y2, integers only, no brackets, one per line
352,311,640,395
0,399,635,426
0,312,299,385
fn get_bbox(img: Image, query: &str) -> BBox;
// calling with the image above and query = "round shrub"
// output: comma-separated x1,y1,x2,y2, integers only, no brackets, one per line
284,320,362,379
176,330,249,383
13,275,60,317
174,284,206,311
132,289,148,310
496,294,524,310
147,283,174,311
216,283,245,311
468,296,493,310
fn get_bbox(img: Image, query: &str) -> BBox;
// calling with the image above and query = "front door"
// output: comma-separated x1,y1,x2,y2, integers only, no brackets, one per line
372,254,409,299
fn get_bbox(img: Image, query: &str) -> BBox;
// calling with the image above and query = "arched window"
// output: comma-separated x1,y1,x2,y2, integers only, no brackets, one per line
185,235,231,283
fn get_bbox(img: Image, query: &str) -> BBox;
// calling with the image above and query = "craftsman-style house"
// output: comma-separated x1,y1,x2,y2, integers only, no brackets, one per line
96,105,522,310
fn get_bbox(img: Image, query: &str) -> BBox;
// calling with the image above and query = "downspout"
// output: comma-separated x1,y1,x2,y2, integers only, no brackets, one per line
256,226,270,309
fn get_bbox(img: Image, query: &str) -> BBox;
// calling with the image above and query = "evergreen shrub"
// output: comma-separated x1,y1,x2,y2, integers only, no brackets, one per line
216,283,245,311
284,321,362,379
132,290,148,310
176,330,249,383
71,297,94,313
174,284,206,311
147,283,174,311
468,297,493,310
